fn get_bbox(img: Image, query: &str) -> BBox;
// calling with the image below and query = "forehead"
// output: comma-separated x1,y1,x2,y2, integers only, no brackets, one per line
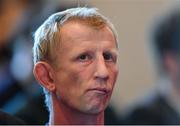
52,22,118,68
59,21,117,47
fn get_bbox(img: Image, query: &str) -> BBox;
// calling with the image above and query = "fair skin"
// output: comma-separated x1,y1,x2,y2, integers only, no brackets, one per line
34,21,119,125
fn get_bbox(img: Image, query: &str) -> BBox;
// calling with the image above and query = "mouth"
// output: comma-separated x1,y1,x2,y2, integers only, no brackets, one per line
87,88,110,95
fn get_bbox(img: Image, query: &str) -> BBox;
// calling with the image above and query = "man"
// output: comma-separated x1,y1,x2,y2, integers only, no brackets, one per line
33,7,119,125
125,9,180,124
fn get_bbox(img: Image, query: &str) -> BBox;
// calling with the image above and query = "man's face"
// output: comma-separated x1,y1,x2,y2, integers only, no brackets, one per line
53,22,119,114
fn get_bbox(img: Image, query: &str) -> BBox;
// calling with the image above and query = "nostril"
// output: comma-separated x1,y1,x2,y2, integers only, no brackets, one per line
95,76,109,83
95,71,109,81
103,76,109,81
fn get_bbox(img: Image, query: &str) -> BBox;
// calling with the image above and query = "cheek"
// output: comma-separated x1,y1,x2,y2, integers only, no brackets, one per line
110,65,119,82
55,71,82,105
72,65,94,84
56,67,86,94
55,63,95,99
108,66,119,92
114,67,119,80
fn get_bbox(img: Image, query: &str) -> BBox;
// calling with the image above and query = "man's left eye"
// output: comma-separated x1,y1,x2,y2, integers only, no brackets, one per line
103,52,114,62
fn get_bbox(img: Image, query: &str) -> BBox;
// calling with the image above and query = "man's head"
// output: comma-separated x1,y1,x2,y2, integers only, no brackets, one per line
33,7,118,115
152,9,180,87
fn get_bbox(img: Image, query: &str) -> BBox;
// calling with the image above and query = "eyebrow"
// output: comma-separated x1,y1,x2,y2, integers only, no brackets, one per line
106,48,118,55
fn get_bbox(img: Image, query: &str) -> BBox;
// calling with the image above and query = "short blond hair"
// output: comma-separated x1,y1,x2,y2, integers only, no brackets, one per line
33,7,118,65
33,7,118,112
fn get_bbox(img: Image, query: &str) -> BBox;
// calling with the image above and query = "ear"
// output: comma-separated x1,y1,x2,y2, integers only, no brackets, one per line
164,52,178,78
33,61,56,92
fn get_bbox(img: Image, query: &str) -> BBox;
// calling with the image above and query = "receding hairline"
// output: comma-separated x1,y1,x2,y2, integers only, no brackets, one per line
33,7,118,66
58,16,118,46
51,18,117,67
59,19,117,44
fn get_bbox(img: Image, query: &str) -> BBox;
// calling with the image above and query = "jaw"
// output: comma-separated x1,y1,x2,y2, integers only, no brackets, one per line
51,93,105,125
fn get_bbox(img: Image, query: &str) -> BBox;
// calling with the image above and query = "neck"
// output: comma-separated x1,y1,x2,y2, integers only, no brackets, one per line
49,94,104,125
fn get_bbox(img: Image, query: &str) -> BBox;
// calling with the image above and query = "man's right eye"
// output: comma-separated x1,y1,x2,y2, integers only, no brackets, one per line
77,54,91,62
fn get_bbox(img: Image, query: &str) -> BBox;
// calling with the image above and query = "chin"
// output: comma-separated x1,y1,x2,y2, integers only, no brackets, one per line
80,95,110,114
84,103,107,115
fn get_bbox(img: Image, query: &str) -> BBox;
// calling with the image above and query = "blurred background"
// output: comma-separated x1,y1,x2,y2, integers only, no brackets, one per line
0,0,180,124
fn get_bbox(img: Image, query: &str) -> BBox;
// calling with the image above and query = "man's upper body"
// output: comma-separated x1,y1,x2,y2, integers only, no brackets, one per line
33,7,119,125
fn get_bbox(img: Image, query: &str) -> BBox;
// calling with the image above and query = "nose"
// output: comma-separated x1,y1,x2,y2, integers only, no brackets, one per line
94,56,109,81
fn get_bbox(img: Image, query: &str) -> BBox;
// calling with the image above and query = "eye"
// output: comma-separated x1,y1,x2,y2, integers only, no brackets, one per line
103,52,117,63
77,54,91,62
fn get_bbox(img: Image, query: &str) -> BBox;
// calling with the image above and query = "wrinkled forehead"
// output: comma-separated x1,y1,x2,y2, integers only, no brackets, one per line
59,21,116,46
59,19,118,48
54,23,118,63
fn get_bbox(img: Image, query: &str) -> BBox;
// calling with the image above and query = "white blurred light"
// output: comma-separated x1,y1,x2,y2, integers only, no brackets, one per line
10,38,33,83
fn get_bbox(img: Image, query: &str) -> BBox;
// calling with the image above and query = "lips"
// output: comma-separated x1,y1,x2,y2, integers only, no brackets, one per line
87,88,111,95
